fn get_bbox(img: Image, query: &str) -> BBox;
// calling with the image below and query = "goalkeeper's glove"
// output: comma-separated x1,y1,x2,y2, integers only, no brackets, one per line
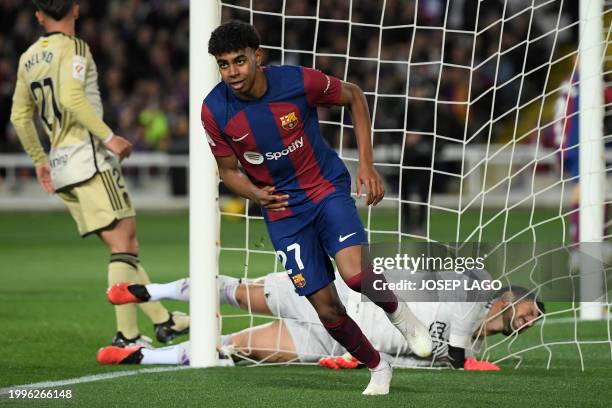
464,357,501,371
318,353,359,369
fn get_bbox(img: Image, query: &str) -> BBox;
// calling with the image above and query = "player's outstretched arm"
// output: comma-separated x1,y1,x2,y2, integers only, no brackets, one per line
216,155,289,211
336,82,384,206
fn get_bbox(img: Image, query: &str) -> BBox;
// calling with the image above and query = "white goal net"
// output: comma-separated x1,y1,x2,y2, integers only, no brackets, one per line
206,0,612,369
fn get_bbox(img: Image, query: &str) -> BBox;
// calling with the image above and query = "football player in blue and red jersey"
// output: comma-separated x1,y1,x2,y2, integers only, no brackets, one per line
201,20,432,395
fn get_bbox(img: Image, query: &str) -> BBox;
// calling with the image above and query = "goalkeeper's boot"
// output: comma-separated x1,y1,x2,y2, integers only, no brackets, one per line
362,360,392,396
107,283,150,305
154,311,190,343
386,302,432,358
335,354,359,369
111,331,153,349
97,346,144,365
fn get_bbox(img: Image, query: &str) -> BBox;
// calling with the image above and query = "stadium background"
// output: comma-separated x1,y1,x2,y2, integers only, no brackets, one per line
1,1,611,407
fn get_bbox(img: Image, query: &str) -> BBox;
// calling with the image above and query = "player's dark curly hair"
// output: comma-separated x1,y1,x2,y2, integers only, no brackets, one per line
32,0,74,21
208,20,260,56
494,286,546,316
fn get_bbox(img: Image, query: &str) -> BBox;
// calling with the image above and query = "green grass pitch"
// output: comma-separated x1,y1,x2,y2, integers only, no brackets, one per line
0,210,611,407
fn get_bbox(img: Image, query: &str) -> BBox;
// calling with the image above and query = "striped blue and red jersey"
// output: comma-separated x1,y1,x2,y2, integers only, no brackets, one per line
201,65,351,222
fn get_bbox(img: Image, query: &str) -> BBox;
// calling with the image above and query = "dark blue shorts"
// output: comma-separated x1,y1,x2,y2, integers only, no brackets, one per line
265,192,367,296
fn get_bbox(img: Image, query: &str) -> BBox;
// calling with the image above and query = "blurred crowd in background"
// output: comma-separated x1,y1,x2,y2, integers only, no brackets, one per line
0,0,190,155
0,0,588,227
0,0,580,156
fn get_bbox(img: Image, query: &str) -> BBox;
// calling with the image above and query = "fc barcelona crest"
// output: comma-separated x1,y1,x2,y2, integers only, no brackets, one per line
280,111,299,131
292,273,306,289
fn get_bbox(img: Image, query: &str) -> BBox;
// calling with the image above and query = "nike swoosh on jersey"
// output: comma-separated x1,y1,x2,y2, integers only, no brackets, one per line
338,232,357,242
232,133,249,142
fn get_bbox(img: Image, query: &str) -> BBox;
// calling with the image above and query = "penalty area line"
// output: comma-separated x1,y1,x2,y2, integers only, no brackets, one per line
0,366,190,395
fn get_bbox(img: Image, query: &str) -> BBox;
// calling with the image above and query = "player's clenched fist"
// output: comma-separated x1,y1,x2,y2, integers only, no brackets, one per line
252,186,289,212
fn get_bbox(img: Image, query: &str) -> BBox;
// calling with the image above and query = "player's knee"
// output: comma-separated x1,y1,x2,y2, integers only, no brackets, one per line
316,301,346,324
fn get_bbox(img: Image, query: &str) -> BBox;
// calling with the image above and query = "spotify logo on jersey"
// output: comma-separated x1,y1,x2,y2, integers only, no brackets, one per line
243,151,264,165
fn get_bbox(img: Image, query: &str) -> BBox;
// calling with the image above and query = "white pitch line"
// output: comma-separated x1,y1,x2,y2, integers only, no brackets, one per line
0,366,190,395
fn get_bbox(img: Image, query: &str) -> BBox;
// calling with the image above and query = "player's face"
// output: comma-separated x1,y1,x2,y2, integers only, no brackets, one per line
215,47,263,98
502,300,540,336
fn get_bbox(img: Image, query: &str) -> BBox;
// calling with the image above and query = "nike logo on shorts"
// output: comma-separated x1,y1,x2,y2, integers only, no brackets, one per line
232,133,249,142
338,232,357,242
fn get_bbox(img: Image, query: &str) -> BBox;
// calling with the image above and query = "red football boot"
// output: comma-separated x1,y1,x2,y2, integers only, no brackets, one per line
107,283,147,305
97,346,144,365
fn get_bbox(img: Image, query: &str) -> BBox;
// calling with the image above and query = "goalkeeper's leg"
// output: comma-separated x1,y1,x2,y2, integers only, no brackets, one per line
108,275,275,314
98,320,299,365
98,341,190,365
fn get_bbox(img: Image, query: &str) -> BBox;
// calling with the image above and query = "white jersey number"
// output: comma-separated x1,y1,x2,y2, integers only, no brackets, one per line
276,243,304,275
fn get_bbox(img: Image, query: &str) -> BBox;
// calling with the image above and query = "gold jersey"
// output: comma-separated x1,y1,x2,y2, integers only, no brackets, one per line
11,32,117,190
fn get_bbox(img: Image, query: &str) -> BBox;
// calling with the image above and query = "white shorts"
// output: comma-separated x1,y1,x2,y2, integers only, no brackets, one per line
263,272,345,362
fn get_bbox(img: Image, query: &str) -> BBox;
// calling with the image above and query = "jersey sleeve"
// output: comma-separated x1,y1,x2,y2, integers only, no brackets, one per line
302,67,342,107
10,56,48,166
201,102,233,156
58,39,113,141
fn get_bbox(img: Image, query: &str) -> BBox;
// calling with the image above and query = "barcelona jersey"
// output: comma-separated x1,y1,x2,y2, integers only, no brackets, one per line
201,65,351,222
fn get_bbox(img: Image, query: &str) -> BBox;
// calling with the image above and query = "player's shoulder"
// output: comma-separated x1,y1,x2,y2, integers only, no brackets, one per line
204,81,228,102
266,64,307,82
202,81,231,128
203,81,230,119
66,34,90,58
265,65,311,94
17,37,43,61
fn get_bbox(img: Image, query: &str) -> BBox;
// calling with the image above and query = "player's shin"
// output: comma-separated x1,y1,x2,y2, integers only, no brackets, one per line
320,314,381,369
108,256,140,339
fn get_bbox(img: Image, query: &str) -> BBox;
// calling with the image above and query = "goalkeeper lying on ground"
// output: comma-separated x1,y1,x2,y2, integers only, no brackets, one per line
98,272,544,370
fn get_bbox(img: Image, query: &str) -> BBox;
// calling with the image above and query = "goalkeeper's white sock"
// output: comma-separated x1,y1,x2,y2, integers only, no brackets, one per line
140,341,190,365
218,276,240,308
146,278,190,302
221,335,232,346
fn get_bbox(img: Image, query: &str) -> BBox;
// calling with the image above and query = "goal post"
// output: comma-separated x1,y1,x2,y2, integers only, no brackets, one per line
189,0,221,367
579,0,606,320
